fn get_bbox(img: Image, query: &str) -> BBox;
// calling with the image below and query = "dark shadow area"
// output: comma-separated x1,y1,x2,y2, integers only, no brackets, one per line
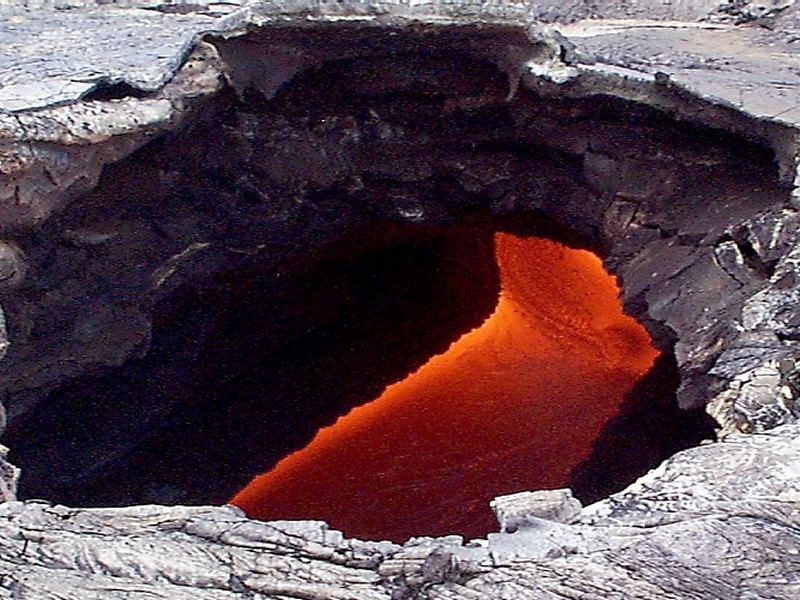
8,224,500,506
570,353,718,504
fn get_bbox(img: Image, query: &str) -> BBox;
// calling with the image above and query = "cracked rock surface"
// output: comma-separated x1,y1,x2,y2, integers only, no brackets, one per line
2,0,800,597
1,0,800,436
2,423,800,598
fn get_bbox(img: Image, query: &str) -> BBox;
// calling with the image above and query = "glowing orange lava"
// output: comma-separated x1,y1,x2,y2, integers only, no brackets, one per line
230,233,659,542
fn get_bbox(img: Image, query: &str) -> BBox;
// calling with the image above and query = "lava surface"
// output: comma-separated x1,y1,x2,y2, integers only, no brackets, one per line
230,233,659,542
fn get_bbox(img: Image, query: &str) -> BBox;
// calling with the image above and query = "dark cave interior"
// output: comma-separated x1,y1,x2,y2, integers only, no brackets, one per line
5,212,714,537
7,22,785,541
8,221,502,507
228,230,712,542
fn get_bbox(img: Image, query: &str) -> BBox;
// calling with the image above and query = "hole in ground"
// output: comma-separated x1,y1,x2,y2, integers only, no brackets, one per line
4,24,764,541
5,218,713,542
229,231,712,542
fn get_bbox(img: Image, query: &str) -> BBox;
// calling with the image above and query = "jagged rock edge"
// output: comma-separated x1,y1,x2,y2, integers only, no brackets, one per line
4,1,800,432
1,3,800,597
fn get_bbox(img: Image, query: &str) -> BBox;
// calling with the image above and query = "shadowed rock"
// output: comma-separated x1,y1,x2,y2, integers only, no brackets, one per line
1,1,800,597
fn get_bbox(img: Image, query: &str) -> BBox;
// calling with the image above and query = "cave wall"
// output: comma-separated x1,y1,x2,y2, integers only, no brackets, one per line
2,27,791,417
2,2,800,598
0,3,798,455
0,12,797,504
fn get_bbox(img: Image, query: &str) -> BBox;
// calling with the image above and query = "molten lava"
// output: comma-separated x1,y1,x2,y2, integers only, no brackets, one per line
230,233,659,542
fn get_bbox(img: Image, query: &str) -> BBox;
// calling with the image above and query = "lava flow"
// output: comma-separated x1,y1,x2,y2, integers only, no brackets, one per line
230,233,659,542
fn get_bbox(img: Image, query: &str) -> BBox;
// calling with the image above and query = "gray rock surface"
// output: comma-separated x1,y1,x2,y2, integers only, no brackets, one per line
0,445,17,504
2,0,800,597
1,424,800,598
1,0,800,433
490,489,583,531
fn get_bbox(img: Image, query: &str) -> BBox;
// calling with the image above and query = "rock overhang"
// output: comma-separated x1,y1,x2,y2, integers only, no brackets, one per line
1,1,800,596
5,0,800,428
197,3,800,433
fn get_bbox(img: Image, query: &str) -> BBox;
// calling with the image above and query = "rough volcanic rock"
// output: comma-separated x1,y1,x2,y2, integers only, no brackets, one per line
0,46,745,504
1,423,800,598
1,0,800,598
2,0,800,440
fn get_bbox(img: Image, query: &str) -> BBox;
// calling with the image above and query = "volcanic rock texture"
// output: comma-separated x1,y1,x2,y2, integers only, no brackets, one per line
2,0,800,598
2,12,747,509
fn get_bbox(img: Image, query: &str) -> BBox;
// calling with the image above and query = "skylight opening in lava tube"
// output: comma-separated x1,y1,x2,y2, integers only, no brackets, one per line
230,232,659,542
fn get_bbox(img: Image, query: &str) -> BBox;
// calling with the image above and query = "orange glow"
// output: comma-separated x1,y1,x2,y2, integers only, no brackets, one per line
230,233,659,542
